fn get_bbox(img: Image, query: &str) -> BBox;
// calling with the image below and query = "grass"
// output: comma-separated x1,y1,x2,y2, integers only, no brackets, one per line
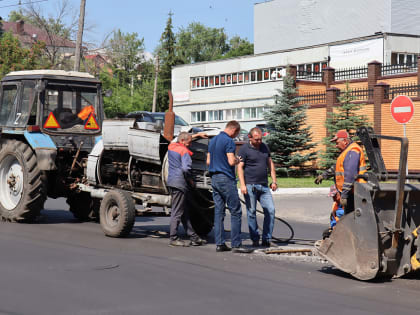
274,177,333,188
238,176,333,188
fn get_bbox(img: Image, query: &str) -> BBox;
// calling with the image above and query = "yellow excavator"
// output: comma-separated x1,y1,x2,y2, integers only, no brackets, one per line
317,127,420,280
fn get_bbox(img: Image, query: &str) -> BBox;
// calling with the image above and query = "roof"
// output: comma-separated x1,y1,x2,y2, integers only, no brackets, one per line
2,21,76,48
2,70,100,83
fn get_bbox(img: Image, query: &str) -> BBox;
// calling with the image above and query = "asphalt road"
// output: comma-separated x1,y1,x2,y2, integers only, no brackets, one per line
0,196,419,315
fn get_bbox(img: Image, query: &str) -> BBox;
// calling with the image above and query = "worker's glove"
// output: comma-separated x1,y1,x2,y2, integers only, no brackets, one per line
314,175,324,185
340,198,348,210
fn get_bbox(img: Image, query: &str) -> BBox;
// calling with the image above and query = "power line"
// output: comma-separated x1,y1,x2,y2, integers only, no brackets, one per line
0,0,48,9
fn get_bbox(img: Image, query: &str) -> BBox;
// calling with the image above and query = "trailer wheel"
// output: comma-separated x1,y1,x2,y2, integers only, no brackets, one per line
100,190,135,237
67,192,99,222
0,139,46,222
188,189,214,236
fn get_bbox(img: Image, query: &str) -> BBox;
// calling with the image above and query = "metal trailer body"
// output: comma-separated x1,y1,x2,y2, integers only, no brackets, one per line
78,117,214,238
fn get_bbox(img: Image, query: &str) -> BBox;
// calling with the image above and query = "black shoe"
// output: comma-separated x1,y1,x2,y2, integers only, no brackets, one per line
261,240,271,247
232,247,254,254
216,244,231,252
252,240,260,247
190,237,207,246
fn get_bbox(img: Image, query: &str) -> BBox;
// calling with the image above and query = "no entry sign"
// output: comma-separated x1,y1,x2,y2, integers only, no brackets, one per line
390,95,414,124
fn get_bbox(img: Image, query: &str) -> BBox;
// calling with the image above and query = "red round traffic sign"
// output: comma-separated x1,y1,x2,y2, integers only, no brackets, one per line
390,95,414,124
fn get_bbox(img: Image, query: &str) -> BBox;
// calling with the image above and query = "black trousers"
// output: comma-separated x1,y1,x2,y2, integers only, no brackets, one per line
169,187,198,240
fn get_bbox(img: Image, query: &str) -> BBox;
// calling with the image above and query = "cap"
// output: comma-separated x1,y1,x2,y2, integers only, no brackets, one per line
330,129,349,142
328,185,338,197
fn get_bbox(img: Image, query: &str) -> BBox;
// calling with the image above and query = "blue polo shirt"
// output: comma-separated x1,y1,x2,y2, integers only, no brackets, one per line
238,142,271,185
208,131,236,180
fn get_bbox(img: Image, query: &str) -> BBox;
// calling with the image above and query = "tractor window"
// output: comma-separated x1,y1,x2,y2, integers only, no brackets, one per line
42,84,100,133
14,82,36,127
0,84,19,126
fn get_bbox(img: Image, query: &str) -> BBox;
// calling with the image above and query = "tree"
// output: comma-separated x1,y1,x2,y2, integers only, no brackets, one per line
10,1,79,69
101,30,155,117
156,12,185,111
106,29,145,85
176,22,229,63
319,82,370,169
0,17,3,37
223,36,254,59
0,32,45,78
263,72,317,176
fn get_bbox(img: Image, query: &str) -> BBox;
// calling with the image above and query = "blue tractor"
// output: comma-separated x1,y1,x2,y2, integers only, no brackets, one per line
0,70,103,222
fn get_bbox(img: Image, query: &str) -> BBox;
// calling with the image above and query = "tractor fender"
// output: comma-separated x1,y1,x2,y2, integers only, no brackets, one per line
24,131,57,170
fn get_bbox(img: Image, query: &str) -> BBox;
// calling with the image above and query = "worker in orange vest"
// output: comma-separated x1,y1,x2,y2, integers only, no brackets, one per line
315,130,367,213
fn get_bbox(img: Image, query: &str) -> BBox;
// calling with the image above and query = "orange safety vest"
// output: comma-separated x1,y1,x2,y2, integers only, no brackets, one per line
78,105,95,121
335,142,366,193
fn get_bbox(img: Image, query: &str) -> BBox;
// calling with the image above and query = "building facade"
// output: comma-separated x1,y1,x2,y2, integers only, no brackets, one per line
172,0,420,132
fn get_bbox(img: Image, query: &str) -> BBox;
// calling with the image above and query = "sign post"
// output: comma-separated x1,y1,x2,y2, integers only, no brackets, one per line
390,95,414,180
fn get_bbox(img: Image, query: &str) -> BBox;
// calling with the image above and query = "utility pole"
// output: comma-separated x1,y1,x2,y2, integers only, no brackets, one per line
74,0,86,71
152,55,159,112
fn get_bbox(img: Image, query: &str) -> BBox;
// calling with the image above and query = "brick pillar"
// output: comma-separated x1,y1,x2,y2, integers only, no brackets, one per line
417,56,420,90
322,67,335,88
326,87,340,137
368,61,382,92
373,82,389,136
287,65,297,87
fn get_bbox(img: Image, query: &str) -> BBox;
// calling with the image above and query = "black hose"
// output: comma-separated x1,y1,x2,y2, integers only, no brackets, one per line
238,197,296,244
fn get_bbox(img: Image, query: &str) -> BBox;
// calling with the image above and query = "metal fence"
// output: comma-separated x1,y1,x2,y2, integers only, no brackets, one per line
296,70,322,81
335,66,368,81
381,62,417,76
298,92,326,105
337,88,373,101
388,83,420,99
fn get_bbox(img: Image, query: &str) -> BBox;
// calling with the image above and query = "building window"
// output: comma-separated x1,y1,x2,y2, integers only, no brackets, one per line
232,73,237,84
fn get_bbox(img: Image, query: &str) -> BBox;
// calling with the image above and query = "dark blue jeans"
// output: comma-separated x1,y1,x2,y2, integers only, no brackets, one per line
244,184,275,242
211,173,242,247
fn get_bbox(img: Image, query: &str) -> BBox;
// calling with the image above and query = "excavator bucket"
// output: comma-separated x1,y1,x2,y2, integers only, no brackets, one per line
317,183,380,280
316,127,420,280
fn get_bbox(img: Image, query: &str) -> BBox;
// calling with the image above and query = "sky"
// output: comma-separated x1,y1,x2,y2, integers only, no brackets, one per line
0,0,260,52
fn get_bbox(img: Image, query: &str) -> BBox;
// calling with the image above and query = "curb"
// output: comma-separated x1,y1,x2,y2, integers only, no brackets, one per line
238,187,329,195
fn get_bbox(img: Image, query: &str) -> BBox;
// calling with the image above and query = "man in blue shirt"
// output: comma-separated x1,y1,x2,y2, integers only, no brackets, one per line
207,120,243,252
237,127,277,247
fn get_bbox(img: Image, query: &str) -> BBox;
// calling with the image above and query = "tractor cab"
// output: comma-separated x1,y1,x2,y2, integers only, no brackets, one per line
0,70,103,136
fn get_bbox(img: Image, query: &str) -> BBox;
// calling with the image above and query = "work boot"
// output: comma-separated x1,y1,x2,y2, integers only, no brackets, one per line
190,237,207,246
261,240,271,248
216,244,231,252
169,239,187,247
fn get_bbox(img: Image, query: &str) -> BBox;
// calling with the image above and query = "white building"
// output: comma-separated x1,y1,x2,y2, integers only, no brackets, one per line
172,0,420,131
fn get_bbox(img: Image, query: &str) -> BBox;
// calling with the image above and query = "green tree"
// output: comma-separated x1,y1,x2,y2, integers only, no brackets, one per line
176,22,229,63
0,17,3,37
223,36,254,59
0,32,45,78
263,72,317,176
100,69,154,118
157,12,184,110
106,29,145,85
319,82,370,169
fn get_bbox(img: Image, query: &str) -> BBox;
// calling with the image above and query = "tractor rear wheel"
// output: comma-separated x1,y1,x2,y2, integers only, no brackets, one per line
67,191,100,222
0,140,46,222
